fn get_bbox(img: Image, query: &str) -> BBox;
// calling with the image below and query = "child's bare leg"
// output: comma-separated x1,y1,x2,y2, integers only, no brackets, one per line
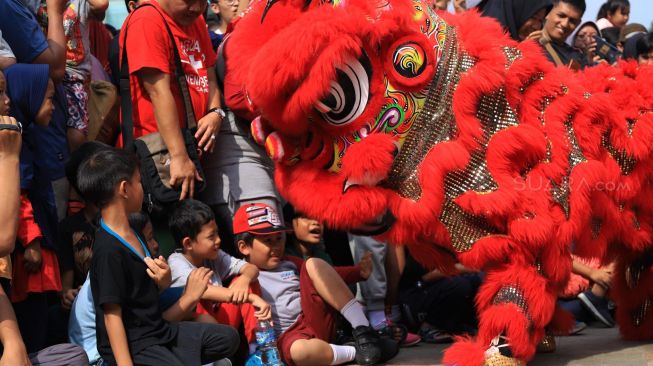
289,339,334,366
305,258,355,311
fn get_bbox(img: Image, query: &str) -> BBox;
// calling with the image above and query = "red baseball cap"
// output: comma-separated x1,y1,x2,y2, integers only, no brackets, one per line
233,203,292,235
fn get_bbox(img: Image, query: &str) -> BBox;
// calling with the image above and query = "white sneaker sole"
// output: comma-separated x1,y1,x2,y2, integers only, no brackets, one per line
578,293,614,327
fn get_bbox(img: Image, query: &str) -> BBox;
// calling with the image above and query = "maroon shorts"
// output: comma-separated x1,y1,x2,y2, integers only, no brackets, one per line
277,261,337,366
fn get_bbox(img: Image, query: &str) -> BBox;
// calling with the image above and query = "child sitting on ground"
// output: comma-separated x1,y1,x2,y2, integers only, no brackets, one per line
167,199,271,326
78,147,239,365
234,203,399,366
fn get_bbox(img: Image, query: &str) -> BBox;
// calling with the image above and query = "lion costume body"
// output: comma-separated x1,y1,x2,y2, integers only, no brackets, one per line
225,0,653,364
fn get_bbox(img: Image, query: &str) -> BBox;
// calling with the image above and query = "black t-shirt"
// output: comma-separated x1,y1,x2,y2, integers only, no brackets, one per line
58,211,97,288
90,226,177,363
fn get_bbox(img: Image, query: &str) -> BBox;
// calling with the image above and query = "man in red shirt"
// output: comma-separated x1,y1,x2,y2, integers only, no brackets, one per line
121,0,223,199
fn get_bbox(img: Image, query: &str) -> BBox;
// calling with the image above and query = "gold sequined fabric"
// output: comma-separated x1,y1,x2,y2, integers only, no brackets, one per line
491,285,530,318
484,354,525,366
439,198,499,252
384,25,470,199
602,135,637,176
536,333,556,353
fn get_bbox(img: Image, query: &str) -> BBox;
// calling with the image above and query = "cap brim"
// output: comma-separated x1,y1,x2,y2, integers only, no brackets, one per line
248,226,293,235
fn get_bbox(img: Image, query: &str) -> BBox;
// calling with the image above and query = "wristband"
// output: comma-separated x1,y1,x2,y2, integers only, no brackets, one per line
207,107,226,118
0,122,23,134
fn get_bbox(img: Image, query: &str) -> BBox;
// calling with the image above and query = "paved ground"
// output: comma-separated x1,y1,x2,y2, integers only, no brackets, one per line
371,327,653,365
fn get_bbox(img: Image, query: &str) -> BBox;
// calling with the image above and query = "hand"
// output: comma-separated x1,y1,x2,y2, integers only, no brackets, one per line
228,276,251,304
169,154,202,200
526,30,544,41
145,256,172,290
24,241,42,273
195,112,221,153
0,116,22,158
453,0,466,13
45,0,68,14
590,268,613,290
0,342,31,366
250,294,272,321
61,287,80,310
183,267,213,303
358,251,373,280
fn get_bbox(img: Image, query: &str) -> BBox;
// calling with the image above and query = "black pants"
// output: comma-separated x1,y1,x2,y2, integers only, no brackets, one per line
401,273,482,334
132,322,239,366
14,292,49,353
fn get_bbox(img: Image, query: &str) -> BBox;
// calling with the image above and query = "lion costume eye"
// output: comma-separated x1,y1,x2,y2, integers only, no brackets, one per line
315,52,372,126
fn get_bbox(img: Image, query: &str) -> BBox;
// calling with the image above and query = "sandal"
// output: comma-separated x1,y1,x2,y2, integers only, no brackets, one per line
377,321,421,346
418,327,453,344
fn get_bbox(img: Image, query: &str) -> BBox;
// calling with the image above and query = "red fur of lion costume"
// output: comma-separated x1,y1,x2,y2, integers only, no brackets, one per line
224,0,653,364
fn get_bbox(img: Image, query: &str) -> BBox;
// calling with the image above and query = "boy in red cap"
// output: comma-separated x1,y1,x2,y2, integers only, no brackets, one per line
234,203,399,366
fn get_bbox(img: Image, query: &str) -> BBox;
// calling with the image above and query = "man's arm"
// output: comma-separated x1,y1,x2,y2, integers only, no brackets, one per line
32,0,67,82
88,0,109,20
0,116,21,256
103,304,133,366
194,68,222,153
139,68,199,200
0,287,30,366
88,0,109,21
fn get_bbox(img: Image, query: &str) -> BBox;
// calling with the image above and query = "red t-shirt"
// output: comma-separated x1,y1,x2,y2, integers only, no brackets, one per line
120,1,217,138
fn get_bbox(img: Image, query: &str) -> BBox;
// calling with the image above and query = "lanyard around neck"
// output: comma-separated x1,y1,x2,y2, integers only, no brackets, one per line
100,219,152,260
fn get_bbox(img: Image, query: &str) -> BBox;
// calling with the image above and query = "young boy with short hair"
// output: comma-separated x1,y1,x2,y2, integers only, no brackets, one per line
167,199,272,325
78,147,239,366
234,203,399,366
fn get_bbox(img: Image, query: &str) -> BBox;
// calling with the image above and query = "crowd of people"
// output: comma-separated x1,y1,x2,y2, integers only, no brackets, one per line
0,0,651,365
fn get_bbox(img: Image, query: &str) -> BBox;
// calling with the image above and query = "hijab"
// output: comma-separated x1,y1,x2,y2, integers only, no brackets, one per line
568,21,600,47
4,64,49,127
623,32,646,60
4,64,50,190
482,0,553,41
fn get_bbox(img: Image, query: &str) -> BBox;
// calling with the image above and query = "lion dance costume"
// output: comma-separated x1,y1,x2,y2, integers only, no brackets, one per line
226,0,653,364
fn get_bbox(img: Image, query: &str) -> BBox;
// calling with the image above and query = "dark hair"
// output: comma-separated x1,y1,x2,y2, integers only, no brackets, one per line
601,27,621,46
129,212,151,233
168,199,215,247
76,148,139,209
603,0,630,18
553,0,586,15
65,141,111,194
636,33,653,58
235,232,255,248
597,2,609,19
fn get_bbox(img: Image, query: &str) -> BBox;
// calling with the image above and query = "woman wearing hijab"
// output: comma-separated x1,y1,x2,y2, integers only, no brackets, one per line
4,63,63,354
569,21,601,65
481,0,553,41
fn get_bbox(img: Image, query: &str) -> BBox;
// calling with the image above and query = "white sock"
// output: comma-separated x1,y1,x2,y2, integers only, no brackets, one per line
340,299,369,328
367,309,387,330
330,344,356,365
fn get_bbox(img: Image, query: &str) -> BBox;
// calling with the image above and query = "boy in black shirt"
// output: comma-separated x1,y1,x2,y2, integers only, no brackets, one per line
77,147,239,366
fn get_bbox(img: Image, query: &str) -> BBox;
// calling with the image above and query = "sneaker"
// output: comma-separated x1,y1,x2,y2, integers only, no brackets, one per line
569,321,587,335
353,325,399,365
376,321,421,347
578,291,615,327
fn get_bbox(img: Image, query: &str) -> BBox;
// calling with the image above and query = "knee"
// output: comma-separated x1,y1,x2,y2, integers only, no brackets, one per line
304,257,329,277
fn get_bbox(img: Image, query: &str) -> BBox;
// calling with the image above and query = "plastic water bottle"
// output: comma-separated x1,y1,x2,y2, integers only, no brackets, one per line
255,320,283,366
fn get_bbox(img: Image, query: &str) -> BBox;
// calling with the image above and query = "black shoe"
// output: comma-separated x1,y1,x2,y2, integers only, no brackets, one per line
353,325,399,365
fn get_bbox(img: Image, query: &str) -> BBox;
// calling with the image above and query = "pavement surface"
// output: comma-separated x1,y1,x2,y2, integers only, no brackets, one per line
371,327,653,365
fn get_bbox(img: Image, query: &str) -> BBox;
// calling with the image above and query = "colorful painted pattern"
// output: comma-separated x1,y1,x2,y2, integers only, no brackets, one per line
328,4,447,172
